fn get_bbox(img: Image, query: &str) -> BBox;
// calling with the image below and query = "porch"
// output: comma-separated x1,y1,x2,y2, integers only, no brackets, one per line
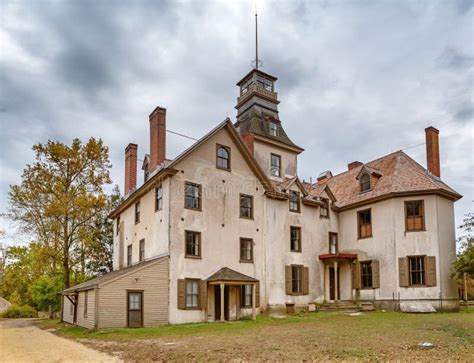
319,253,358,302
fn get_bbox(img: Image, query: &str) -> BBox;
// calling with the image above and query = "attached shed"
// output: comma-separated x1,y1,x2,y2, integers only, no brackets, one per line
61,255,169,329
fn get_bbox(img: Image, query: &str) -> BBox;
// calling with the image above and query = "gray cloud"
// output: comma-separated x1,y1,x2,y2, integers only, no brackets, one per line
1,0,473,245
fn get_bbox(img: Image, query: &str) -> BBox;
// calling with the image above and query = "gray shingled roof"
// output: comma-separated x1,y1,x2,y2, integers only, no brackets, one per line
207,267,258,283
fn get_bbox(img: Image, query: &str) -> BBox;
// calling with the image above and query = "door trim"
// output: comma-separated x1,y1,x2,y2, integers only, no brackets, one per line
126,290,144,328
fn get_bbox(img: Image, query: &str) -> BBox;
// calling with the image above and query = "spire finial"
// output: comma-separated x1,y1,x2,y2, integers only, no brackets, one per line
252,2,263,70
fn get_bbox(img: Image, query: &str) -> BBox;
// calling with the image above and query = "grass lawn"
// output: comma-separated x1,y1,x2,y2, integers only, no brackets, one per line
39,309,474,361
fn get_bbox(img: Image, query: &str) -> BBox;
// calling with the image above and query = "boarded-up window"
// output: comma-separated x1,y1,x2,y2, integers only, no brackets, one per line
185,231,201,258
405,200,424,231
358,209,372,239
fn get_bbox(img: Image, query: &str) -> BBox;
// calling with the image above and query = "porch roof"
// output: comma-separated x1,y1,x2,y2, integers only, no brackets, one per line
319,253,358,261
207,267,258,284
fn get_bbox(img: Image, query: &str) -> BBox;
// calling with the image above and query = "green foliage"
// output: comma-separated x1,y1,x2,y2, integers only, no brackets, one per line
1,304,38,318
452,213,474,280
29,275,63,312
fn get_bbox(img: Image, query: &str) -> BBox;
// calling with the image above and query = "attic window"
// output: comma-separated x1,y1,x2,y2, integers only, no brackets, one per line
360,173,371,192
269,122,278,137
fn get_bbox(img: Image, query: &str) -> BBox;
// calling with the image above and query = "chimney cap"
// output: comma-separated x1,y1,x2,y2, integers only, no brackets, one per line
125,143,138,152
149,106,167,119
425,126,439,134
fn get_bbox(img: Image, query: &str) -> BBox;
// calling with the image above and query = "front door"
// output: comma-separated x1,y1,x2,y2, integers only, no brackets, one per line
329,267,340,301
127,291,143,328
214,285,229,320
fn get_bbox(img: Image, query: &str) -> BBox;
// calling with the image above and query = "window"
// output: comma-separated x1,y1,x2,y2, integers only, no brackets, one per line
240,77,253,94
185,279,199,308
289,191,300,212
116,215,120,236
290,226,301,252
360,173,371,192
139,239,145,262
409,256,425,286
241,284,253,307
185,231,201,258
269,122,278,136
291,265,302,294
361,261,373,288
185,182,201,210
135,201,140,224
127,245,132,266
155,185,163,211
144,167,149,182
240,238,253,262
358,209,372,239
405,200,424,231
256,75,273,91
84,291,88,317
270,153,281,177
320,198,329,218
239,194,253,219
329,232,338,254
216,145,231,170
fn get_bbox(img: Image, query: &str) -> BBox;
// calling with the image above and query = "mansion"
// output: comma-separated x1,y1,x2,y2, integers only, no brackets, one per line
62,67,461,329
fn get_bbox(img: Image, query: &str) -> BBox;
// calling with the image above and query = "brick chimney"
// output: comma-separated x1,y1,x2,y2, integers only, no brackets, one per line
348,161,363,171
425,126,440,177
317,170,333,184
149,106,166,172
124,143,138,195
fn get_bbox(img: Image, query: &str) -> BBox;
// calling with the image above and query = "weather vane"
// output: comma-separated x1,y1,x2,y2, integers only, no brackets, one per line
251,3,263,70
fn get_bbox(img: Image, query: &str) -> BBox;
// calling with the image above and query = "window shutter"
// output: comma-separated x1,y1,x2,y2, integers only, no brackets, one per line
398,257,409,287
302,267,309,295
178,279,186,309
426,256,437,286
200,280,207,309
372,260,380,288
352,262,361,289
255,282,260,308
285,266,292,295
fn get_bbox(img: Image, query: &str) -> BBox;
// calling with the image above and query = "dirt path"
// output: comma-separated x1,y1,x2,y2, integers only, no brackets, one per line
0,319,121,362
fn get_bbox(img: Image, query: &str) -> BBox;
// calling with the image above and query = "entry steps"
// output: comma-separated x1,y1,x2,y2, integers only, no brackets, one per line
319,301,368,313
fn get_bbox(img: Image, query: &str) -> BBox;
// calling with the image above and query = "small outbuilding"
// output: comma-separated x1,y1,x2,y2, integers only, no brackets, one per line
61,255,169,329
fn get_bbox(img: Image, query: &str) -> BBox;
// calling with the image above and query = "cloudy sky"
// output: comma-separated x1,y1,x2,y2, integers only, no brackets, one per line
1,0,473,246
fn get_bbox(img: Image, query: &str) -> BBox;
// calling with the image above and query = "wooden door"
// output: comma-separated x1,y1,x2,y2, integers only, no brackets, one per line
329,267,340,301
214,285,229,320
127,291,143,328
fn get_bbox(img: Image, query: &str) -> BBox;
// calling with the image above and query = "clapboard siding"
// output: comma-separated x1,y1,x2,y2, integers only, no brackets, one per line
75,289,95,330
62,297,74,324
98,258,169,328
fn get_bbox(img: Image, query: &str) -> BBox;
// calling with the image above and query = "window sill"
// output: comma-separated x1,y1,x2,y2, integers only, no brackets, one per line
239,216,254,220
406,284,429,288
239,260,254,264
405,229,426,233
290,249,302,253
320,215,329,219
358,235,373,240
183,306,202,310
185,255,202,260
216,166,231,172
290,210,301,213
184,207,202,212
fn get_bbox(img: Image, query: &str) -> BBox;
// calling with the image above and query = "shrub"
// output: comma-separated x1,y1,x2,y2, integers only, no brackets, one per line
2,304,38,318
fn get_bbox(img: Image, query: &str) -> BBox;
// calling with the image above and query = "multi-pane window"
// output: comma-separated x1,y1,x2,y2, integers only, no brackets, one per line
116,215,120,236
291,265,302,294
270,154,281,177
139,239,145,262
405,200,424,231
269,122,278,136
216,145,230,170
290,226,301,252
289,191,300,212
84,290,88,317
329,232,338,254
185,182,201,210
358,209,372,238
127,245,132,266
129,292,140,310
361,261,373,288
409,256,425,286
241,284,253,307
240,77,253,94
240,194,253,219
185,280,199,308
155,185,163,211
240,238,253,262
360,173,371,192
135,201,140,224
256,75,273,91
185,231,201,258
320,198,329,218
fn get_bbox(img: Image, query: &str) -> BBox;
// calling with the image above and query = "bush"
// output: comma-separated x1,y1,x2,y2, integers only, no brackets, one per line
1,305,38,318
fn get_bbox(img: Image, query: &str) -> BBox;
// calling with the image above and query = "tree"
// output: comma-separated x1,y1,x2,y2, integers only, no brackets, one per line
30,275,62,318
7,138,111,289
452,213,474,280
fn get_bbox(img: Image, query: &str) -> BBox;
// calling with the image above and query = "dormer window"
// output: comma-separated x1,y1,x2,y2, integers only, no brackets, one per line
144,167,149,182
269,122,278,137
360,173,371,192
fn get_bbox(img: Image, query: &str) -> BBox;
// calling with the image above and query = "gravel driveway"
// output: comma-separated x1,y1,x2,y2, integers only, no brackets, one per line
0,319,120,362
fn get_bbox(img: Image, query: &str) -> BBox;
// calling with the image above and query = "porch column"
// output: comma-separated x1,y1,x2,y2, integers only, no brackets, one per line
252,283,256,320
350,262,354,300
220,283,225,322
334,261,339,302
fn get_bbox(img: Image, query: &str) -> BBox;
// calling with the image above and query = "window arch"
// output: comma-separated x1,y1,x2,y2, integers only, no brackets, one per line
216,145,230,170
360,173,371,192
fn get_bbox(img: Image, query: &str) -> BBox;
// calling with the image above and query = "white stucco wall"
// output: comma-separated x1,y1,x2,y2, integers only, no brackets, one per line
253,140,297,179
